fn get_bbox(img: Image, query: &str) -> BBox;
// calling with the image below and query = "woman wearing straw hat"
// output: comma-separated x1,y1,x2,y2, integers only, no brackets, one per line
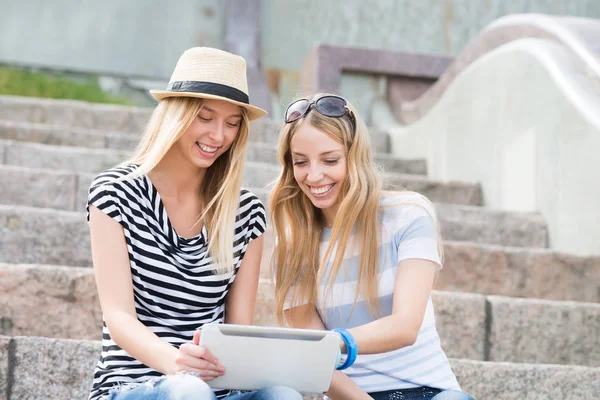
86,47,302,400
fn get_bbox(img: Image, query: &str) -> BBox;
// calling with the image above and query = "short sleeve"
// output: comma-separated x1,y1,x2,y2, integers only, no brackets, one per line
86,178,123,224
241,191,266,242
386,194,443,270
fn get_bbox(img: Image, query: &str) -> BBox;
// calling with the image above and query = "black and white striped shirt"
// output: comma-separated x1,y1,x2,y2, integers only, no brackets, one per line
86,165,266,400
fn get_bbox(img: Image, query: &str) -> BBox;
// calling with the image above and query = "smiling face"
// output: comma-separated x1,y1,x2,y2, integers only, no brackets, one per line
290,122,348,225
174,98,243,169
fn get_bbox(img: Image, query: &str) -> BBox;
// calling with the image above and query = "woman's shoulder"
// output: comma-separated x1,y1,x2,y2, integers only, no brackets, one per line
89,164,140,191
86,165,143,221
239,188,266,212
238,189,267,238
379,191,437,221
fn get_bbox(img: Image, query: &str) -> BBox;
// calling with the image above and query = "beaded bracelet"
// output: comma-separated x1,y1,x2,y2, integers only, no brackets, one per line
332,328,358,370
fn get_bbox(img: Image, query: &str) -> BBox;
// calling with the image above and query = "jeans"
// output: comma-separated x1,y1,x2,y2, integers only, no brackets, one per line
224,387,303,400
108,374,303,400
368,386,474,400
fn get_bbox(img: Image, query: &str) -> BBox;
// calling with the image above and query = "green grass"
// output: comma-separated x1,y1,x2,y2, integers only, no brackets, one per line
0,66,133,105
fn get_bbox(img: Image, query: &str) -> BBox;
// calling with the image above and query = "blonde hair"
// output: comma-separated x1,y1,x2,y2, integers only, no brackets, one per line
124,97,250,275
270,94,444,326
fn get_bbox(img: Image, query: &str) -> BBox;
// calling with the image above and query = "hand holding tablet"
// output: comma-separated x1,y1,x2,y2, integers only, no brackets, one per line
198,324,357,393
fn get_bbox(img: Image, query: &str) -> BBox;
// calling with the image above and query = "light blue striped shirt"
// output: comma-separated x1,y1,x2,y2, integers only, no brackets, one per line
316,193,460,392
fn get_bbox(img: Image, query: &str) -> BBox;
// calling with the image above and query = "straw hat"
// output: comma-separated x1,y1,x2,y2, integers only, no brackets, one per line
150,47,267,120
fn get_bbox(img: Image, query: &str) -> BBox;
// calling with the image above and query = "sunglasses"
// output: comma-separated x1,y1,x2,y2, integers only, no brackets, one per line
284,95,353,124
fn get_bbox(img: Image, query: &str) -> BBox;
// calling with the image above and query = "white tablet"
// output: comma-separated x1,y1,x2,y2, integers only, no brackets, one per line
199,324,340,394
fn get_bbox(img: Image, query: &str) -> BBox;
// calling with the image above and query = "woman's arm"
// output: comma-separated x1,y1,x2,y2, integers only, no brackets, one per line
284,305,372,400
89,206,223,379
224,235,264,324
343,259,437,355
283,260,435,398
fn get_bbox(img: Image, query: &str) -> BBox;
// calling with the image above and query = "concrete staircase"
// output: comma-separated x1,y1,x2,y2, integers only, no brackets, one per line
0,96,599,399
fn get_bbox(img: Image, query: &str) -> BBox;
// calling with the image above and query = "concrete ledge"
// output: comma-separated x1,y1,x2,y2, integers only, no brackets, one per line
450,358,600,400
487,296,600,366
0,206,90,267
0,96,152,132
3,141,127,173
1,335,598,400
381,173,482,206
0,120,107,148
0,165,77,211
7,336,99,400
435,203,548,248
431,292,487,361
0,336,9,400
440,241,600,303
0,264,100,340
104,131,140,151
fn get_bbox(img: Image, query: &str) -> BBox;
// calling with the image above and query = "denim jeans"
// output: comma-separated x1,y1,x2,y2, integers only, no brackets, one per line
108,374,303,400
368,386,474,400
223,387,303,400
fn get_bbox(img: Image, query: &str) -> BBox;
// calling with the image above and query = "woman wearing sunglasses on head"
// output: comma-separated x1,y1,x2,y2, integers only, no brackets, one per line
269,94,474,400
87,47,302,400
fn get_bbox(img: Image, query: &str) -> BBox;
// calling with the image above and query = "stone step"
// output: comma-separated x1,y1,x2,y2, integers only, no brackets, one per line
2,264,599,368
0,94,392,152
434,240,600,303
0,135,425,175
0,173,545,249
1,166,78,211
0,95,151,132
1,207,594,302
0,160,480,208
1,335,596,400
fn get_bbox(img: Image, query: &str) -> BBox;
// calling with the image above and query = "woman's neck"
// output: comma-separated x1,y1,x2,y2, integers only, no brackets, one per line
321,206,339,228
148,150,206,201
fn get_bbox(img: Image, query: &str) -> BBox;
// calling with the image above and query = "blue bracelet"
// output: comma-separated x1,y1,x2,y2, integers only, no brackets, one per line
332,328,358,370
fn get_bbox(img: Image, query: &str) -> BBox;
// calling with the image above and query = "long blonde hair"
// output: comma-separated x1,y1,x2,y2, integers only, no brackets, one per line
124,97,250,275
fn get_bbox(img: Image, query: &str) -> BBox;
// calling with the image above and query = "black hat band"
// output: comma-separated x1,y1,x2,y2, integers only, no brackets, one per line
166,81,249,104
